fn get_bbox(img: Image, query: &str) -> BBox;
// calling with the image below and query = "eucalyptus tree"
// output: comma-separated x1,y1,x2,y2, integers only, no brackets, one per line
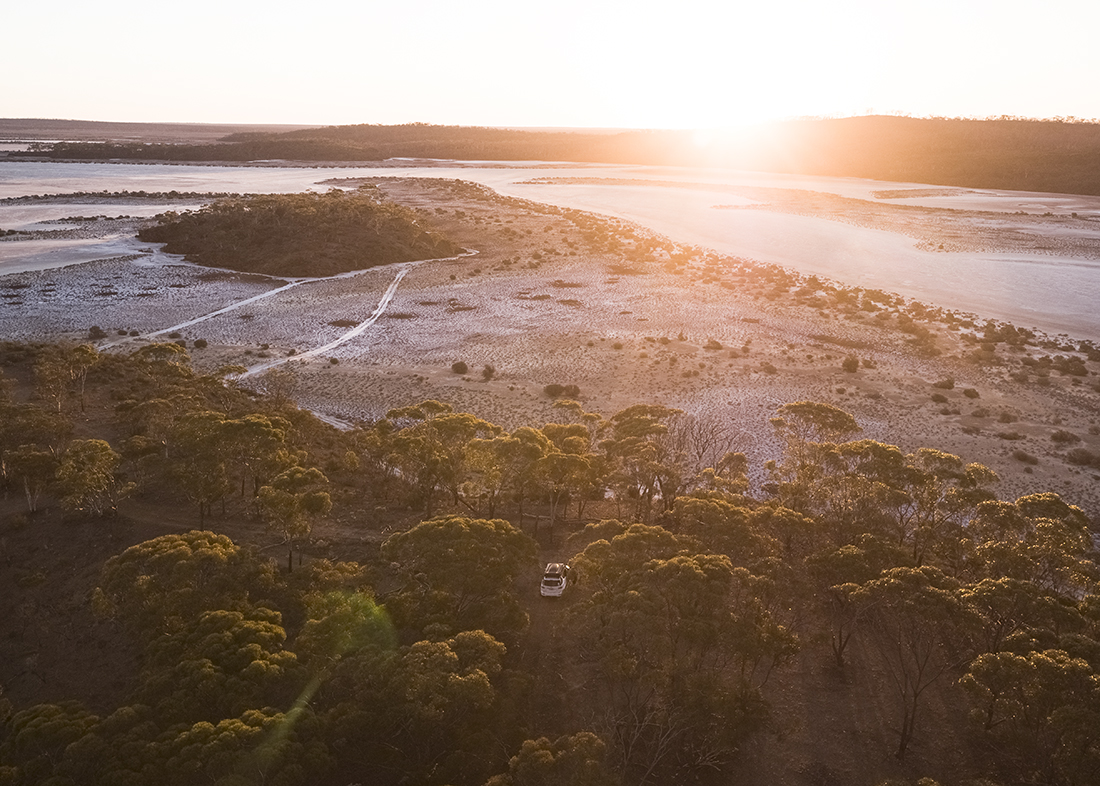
766,401,861,514
4,444,57,513
380,515,537,642
851,566,977,759
566,524,795,782
599,404,682,521
962,648,1100,786
485,732,618,786
55,438,132,517
969,492,1096,595
258,465,332,572
386,401,503,515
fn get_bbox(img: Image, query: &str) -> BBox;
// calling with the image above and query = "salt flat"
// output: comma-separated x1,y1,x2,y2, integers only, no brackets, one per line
4,159,1098,339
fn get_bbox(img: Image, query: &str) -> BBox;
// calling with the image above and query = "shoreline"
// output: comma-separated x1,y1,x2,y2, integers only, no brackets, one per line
1,173,1098,520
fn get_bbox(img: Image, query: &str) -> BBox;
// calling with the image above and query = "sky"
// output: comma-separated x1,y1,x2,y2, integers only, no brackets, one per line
7,0,1100,130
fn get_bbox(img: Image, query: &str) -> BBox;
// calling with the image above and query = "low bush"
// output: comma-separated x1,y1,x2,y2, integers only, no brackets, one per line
544,383,580,398
1051,429,1081,445
1066,448,1098,467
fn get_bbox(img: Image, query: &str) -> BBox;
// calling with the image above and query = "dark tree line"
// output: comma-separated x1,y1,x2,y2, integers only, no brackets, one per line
19,116,1100,196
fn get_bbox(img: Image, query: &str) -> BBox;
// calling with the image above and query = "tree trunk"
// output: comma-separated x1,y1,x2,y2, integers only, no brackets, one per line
896,698,917,759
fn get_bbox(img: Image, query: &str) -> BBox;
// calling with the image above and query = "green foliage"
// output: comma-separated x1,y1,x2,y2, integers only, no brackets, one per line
767,401,862,513
486,732,618,786
323,630,507,785
138,190,461,277
95,530,277,639
294,591,395,671
137,607,299,724
259,466,332,572
970,493,1095,595
55,438,133,516
851,566,977,758
962,649,1100,786
4,444,57,513
566,524,791,780
671,497,779,571
0,701,99,785
381,516,537,641
384,403,503,515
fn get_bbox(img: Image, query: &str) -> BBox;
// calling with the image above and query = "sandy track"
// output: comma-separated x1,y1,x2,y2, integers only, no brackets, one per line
238,249,476,378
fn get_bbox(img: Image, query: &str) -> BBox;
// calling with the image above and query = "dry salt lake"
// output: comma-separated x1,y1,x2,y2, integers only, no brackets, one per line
2,159,1099,342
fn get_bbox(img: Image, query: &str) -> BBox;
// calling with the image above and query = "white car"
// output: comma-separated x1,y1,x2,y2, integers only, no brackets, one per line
540,563,570,597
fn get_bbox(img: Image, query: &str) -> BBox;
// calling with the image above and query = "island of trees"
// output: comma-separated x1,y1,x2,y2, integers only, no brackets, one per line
136,188,463,277
1,339,1099,786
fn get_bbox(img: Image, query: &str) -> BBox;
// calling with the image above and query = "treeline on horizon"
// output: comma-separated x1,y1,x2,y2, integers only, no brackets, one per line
17,116,1100,196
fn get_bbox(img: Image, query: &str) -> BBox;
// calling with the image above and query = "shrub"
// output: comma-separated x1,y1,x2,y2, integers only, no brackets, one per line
842,355,859,373
998,412,1018,423
704,338,723,350
996,431,1024,441
451,361,469,374
1051,429,1081,445
482,364,495,381
544,383,579,398
88,326,107,340
931,393,948,404
1012,450,1039,465
1065,448,1098,467
193,338,208,349
932,378,955,389
612,342,624,350
962,388,980,398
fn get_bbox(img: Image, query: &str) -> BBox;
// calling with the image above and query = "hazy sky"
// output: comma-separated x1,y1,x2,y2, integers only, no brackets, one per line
7,0,1100,129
